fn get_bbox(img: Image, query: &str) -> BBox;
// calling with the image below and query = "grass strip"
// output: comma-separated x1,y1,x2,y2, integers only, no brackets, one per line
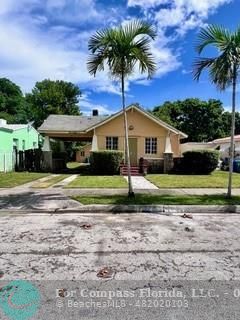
146,171,240,188
72,194,240,206
0,172,49,188
66,176,128,188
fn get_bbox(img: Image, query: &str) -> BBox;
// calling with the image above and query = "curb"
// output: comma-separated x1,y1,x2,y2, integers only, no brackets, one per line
1,205,240,214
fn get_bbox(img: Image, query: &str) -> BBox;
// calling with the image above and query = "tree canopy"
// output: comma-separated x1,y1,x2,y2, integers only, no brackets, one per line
0,78,82,128
26,79,81,128
152,98,238,142
0,78,29,123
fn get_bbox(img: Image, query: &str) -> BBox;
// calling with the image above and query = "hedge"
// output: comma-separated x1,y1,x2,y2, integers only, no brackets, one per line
90,151,124,175
174,150,219,174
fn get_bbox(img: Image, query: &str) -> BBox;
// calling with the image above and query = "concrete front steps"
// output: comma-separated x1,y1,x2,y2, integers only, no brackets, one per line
120,165,142,176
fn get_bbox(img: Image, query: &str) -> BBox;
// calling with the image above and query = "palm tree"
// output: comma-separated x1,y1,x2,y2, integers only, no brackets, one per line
88,20,157,197
193,25,240,198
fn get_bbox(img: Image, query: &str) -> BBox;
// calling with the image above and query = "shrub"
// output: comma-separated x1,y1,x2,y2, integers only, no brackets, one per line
90,151,124,175
175,150,219,174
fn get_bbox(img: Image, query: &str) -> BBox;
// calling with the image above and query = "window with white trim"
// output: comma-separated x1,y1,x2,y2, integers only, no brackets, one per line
106,137,118,150
145,137,157,154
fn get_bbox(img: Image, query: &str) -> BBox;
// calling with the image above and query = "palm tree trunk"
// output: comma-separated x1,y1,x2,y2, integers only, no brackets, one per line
121,72,134,198
227,65,237,198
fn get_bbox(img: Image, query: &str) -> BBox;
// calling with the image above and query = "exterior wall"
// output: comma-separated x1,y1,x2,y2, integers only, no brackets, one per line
0,130,14,172
76,144,92,163
95,108,182,160
12,127,39,151
0,130,13,152
0,127,39,172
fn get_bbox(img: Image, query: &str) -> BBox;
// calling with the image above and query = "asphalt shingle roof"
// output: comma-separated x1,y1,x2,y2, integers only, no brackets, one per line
38,114,108,132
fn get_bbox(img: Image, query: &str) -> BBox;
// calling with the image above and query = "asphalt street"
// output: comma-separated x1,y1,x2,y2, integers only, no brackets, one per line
0,212,240,319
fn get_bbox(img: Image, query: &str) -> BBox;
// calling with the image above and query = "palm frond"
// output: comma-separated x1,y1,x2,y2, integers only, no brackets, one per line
87,19,157,80
121,20,157,41
209,53,234,90
192,57,216,81
87,52,106,76
196,25,231,54
131,38,157,78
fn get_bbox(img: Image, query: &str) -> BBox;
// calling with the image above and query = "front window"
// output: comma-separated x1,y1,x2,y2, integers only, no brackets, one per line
145,137,157,154
106,137,118,150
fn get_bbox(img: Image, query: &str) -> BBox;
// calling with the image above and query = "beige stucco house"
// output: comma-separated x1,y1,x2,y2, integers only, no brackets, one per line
38,105,187,173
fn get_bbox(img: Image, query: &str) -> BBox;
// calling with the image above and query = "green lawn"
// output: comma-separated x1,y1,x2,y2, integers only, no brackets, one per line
67,162,86,169
73,194,240,206
0,172,49,188
66,175,128,188
147,171,240,188
31,174,69,188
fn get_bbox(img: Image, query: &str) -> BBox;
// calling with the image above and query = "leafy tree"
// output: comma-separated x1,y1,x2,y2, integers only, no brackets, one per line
222,111,240,136
0,78,29,123
152,98,225,142
26,79,81,128
193,25,240,198
88,20,157,197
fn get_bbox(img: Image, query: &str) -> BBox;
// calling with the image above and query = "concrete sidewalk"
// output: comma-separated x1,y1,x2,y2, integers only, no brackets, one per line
64,187,240,196
1,174,240,212
123,176,158,189
0,186,240,213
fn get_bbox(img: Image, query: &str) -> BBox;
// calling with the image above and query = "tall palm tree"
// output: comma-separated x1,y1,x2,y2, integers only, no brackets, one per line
193,25,240,198
88,20,157,197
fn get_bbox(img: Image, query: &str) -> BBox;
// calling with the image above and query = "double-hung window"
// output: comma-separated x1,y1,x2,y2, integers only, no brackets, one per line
106,137,118,150
145,137,157,154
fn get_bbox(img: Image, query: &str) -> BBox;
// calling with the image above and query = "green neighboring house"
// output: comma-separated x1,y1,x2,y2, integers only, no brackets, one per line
0,119,39,172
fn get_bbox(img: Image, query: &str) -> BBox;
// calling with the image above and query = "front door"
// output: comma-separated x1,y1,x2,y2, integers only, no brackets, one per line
128,138,138,166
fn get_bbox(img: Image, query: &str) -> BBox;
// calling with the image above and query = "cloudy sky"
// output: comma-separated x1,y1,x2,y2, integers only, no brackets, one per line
0,0,239,114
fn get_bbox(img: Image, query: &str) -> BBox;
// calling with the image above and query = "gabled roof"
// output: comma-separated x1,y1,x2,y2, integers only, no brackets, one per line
38,114,108,133
86,105,188,138
38,105,188,139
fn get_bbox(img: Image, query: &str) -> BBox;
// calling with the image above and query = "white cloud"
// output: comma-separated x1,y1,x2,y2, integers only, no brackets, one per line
0,0,232,99
0,0,41,15
0,18,123,95
128,0,232,34
79,93,113,115
127,0,168,9
45,0,101,23
176,0,231,17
